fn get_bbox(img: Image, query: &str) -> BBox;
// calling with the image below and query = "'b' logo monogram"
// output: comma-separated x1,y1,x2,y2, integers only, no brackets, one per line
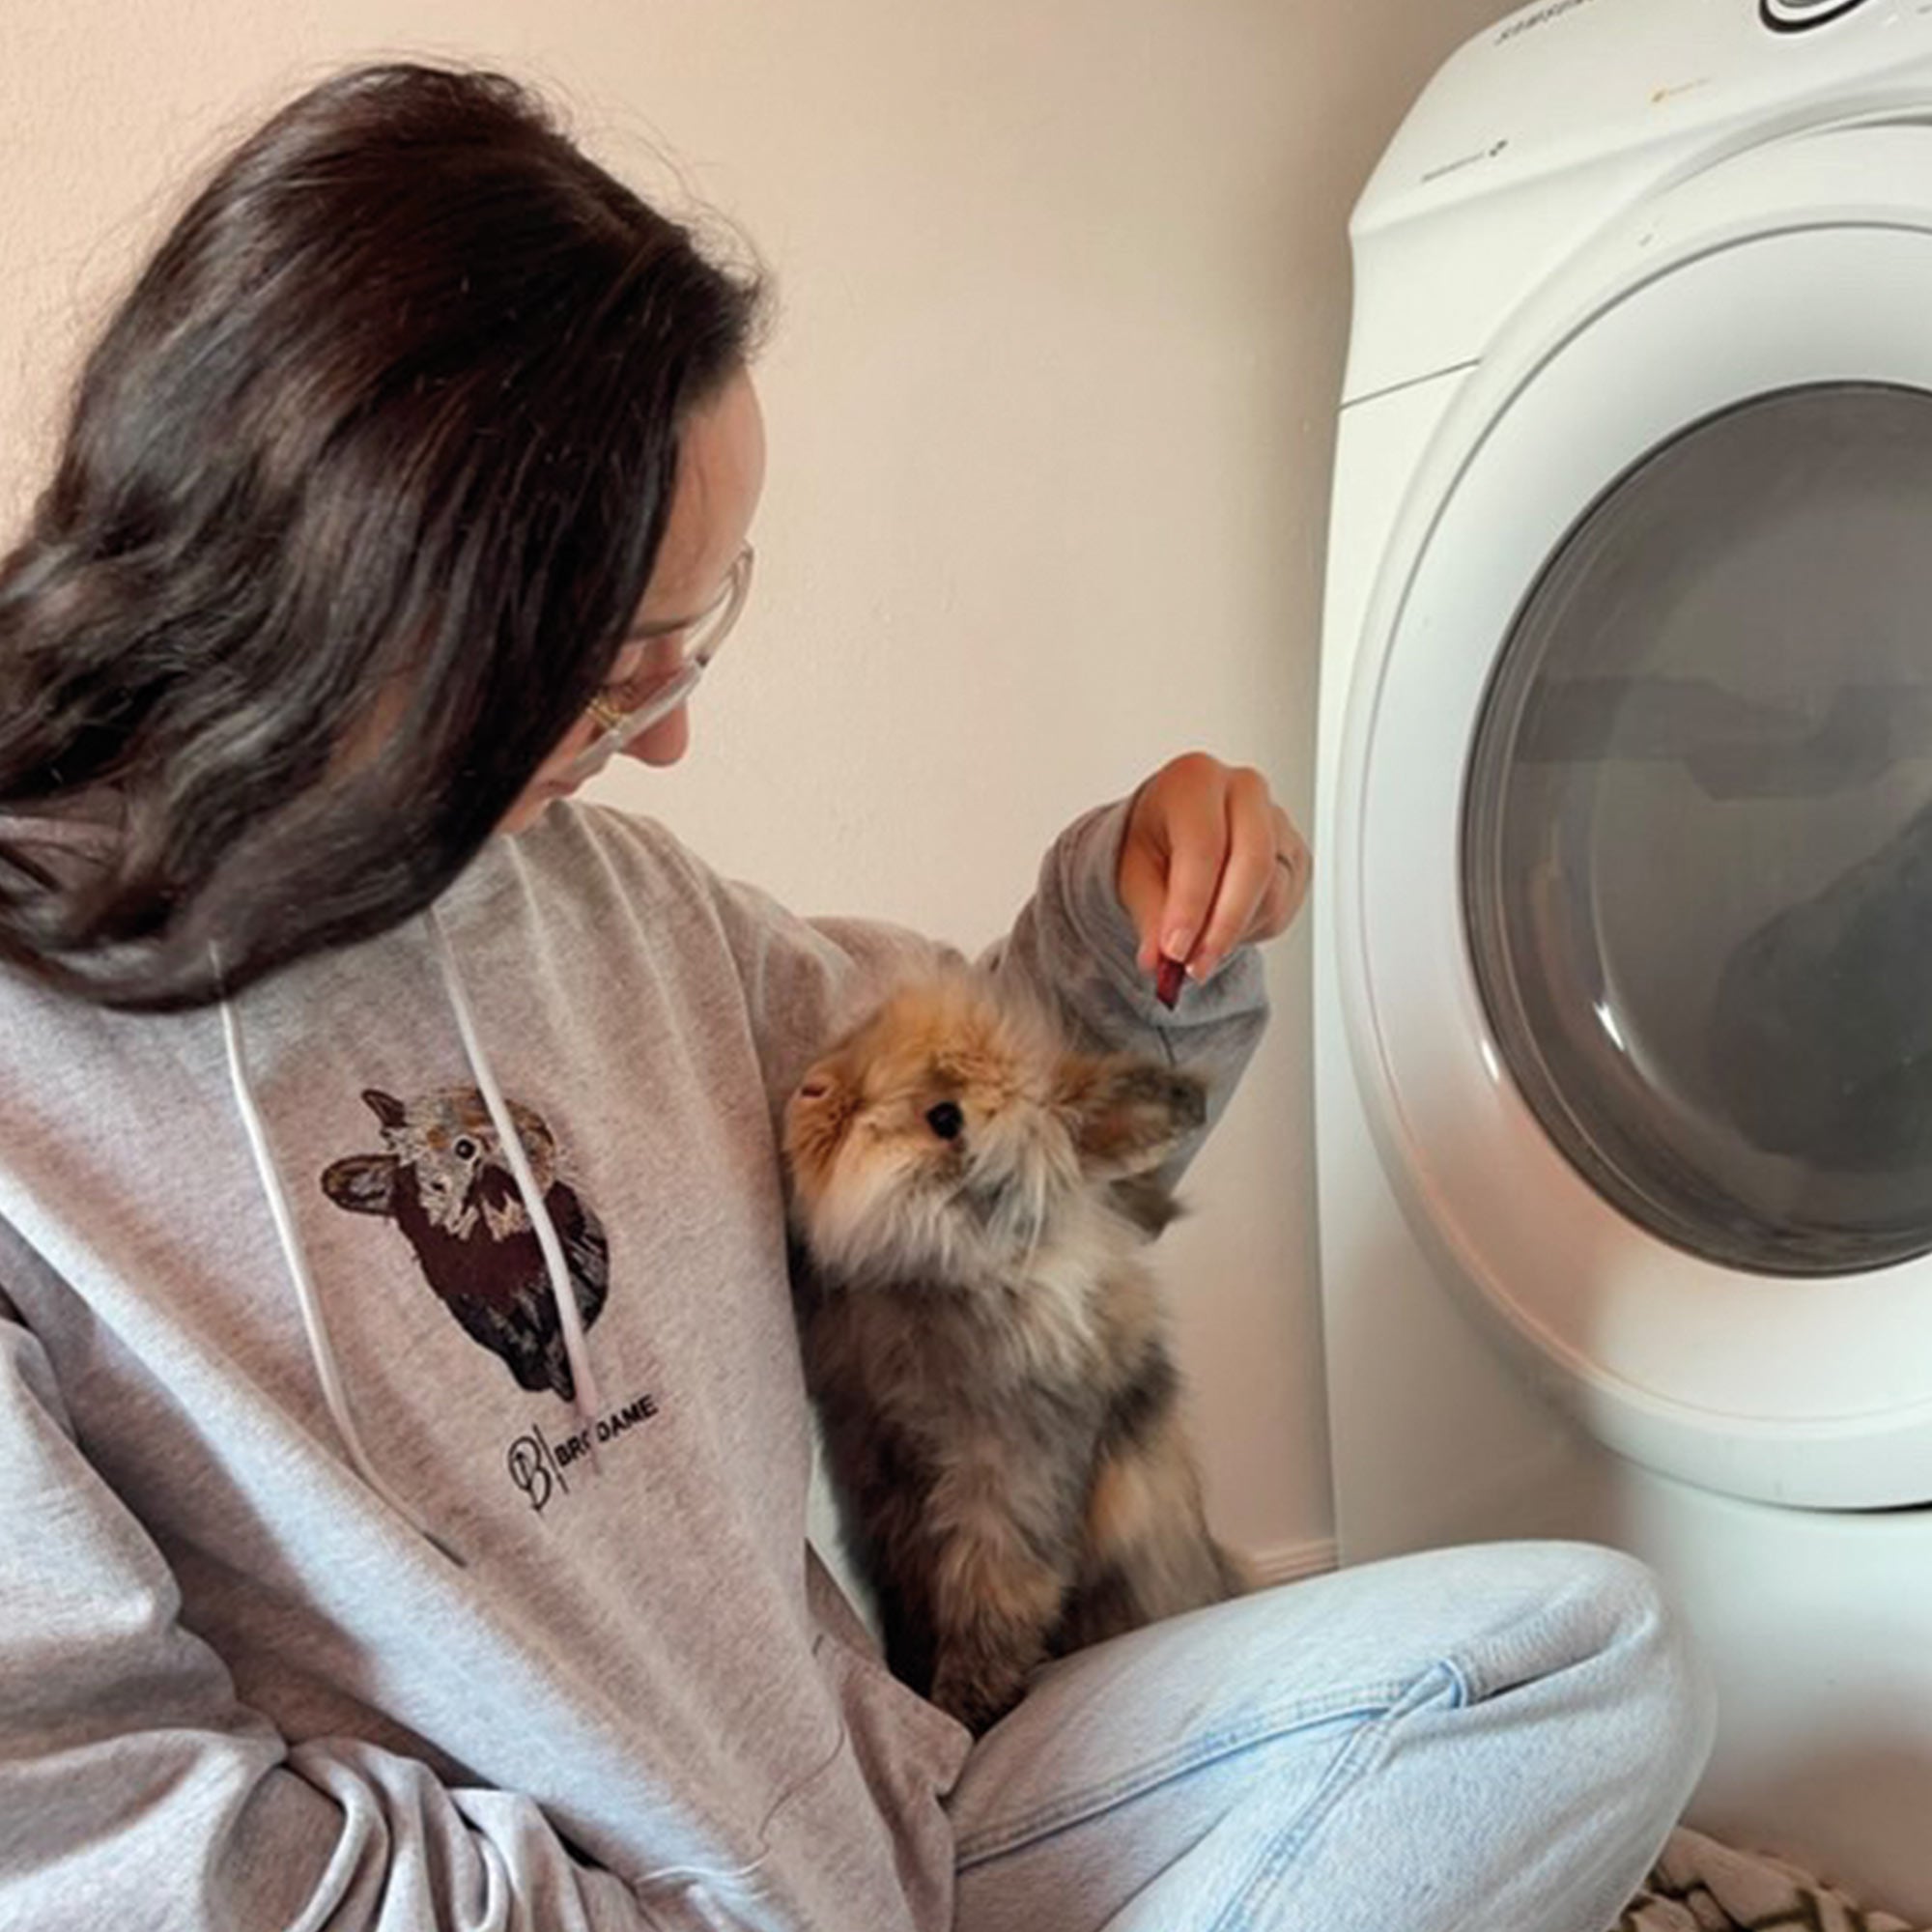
506,1433,562,1513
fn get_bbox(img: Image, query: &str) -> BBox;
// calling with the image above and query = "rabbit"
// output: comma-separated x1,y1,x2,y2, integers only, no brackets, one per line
783,965,1249,1734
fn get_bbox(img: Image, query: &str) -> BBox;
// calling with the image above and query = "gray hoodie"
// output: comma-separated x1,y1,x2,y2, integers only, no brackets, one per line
0,796,1265,1931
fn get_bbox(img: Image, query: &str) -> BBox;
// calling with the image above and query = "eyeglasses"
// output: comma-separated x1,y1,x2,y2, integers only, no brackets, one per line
556,544,754,783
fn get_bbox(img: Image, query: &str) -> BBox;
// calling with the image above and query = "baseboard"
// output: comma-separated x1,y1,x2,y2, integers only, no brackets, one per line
1243,1536,1339,1588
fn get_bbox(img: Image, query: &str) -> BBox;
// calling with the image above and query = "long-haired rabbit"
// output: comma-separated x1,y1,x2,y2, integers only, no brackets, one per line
783,966,1248,1734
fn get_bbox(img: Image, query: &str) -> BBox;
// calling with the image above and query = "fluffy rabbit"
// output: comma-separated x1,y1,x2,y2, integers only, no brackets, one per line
784,967,1247,1734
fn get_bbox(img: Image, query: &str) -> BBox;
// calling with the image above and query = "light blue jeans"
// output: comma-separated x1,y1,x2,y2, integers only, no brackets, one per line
947,1542,1714,1932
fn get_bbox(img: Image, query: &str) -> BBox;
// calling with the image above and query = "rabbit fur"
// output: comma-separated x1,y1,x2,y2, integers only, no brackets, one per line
783,967,1248,1734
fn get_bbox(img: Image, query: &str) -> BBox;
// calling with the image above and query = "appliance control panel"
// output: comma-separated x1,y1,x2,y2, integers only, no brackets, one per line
1363,0,1931,227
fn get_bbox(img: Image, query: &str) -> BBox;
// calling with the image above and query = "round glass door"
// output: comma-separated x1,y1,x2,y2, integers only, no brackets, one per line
1345,178,1932,1499
1464,384,1932,1276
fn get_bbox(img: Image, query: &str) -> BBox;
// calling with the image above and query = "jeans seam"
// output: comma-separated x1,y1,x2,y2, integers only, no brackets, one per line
953,1675,1419,1871
1207,1660,1467,1932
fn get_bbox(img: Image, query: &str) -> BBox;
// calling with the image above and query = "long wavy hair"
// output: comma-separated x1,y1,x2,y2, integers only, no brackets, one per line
0,63,764,1010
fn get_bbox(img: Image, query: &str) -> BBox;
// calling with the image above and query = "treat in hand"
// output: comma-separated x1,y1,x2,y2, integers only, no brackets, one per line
1154,953,1187,1010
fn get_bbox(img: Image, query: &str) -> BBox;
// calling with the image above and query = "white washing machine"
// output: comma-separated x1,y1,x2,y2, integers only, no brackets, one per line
1317,0,1932,1913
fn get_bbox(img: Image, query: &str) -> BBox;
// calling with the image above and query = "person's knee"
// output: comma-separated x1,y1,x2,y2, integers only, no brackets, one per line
1550,1544,1716,1817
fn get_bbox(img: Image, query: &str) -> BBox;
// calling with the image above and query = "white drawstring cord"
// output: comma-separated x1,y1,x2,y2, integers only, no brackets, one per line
219,979,464,1565
427,905,605,1427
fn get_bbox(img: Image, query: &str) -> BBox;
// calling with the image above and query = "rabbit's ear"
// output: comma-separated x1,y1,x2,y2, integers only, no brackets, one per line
784,1049,862,1197
1057,1057,1207,1179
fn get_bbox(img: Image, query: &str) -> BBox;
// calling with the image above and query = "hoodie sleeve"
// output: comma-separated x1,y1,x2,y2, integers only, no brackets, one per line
980,797,1271,1155
672,793,1269,1159
0,1308,661,1932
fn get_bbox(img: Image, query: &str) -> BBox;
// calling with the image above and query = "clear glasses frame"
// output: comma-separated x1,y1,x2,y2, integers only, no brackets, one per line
556,543,755,783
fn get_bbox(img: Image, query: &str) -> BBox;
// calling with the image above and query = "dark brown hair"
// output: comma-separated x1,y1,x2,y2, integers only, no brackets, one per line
0,63,764,1010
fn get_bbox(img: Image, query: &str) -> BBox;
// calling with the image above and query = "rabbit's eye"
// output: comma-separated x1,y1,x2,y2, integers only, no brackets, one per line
452,1137,479,1161
925,1101,965,1142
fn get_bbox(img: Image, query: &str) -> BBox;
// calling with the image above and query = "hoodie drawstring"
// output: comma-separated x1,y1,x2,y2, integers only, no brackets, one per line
220,983,464,1564
219,906,605,1560
426,905,604,1427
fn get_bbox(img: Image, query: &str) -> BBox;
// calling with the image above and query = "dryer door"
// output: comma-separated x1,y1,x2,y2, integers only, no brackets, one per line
1341,123,1932,1506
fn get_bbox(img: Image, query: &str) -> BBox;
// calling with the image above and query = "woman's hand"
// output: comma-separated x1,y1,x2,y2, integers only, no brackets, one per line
1116,753,1310,992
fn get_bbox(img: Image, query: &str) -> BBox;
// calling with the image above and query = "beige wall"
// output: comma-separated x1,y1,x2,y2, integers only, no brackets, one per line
0,0,1519,1573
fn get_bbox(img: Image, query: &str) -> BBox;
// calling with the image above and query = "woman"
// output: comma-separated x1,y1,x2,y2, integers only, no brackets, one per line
0,63,1710,1931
